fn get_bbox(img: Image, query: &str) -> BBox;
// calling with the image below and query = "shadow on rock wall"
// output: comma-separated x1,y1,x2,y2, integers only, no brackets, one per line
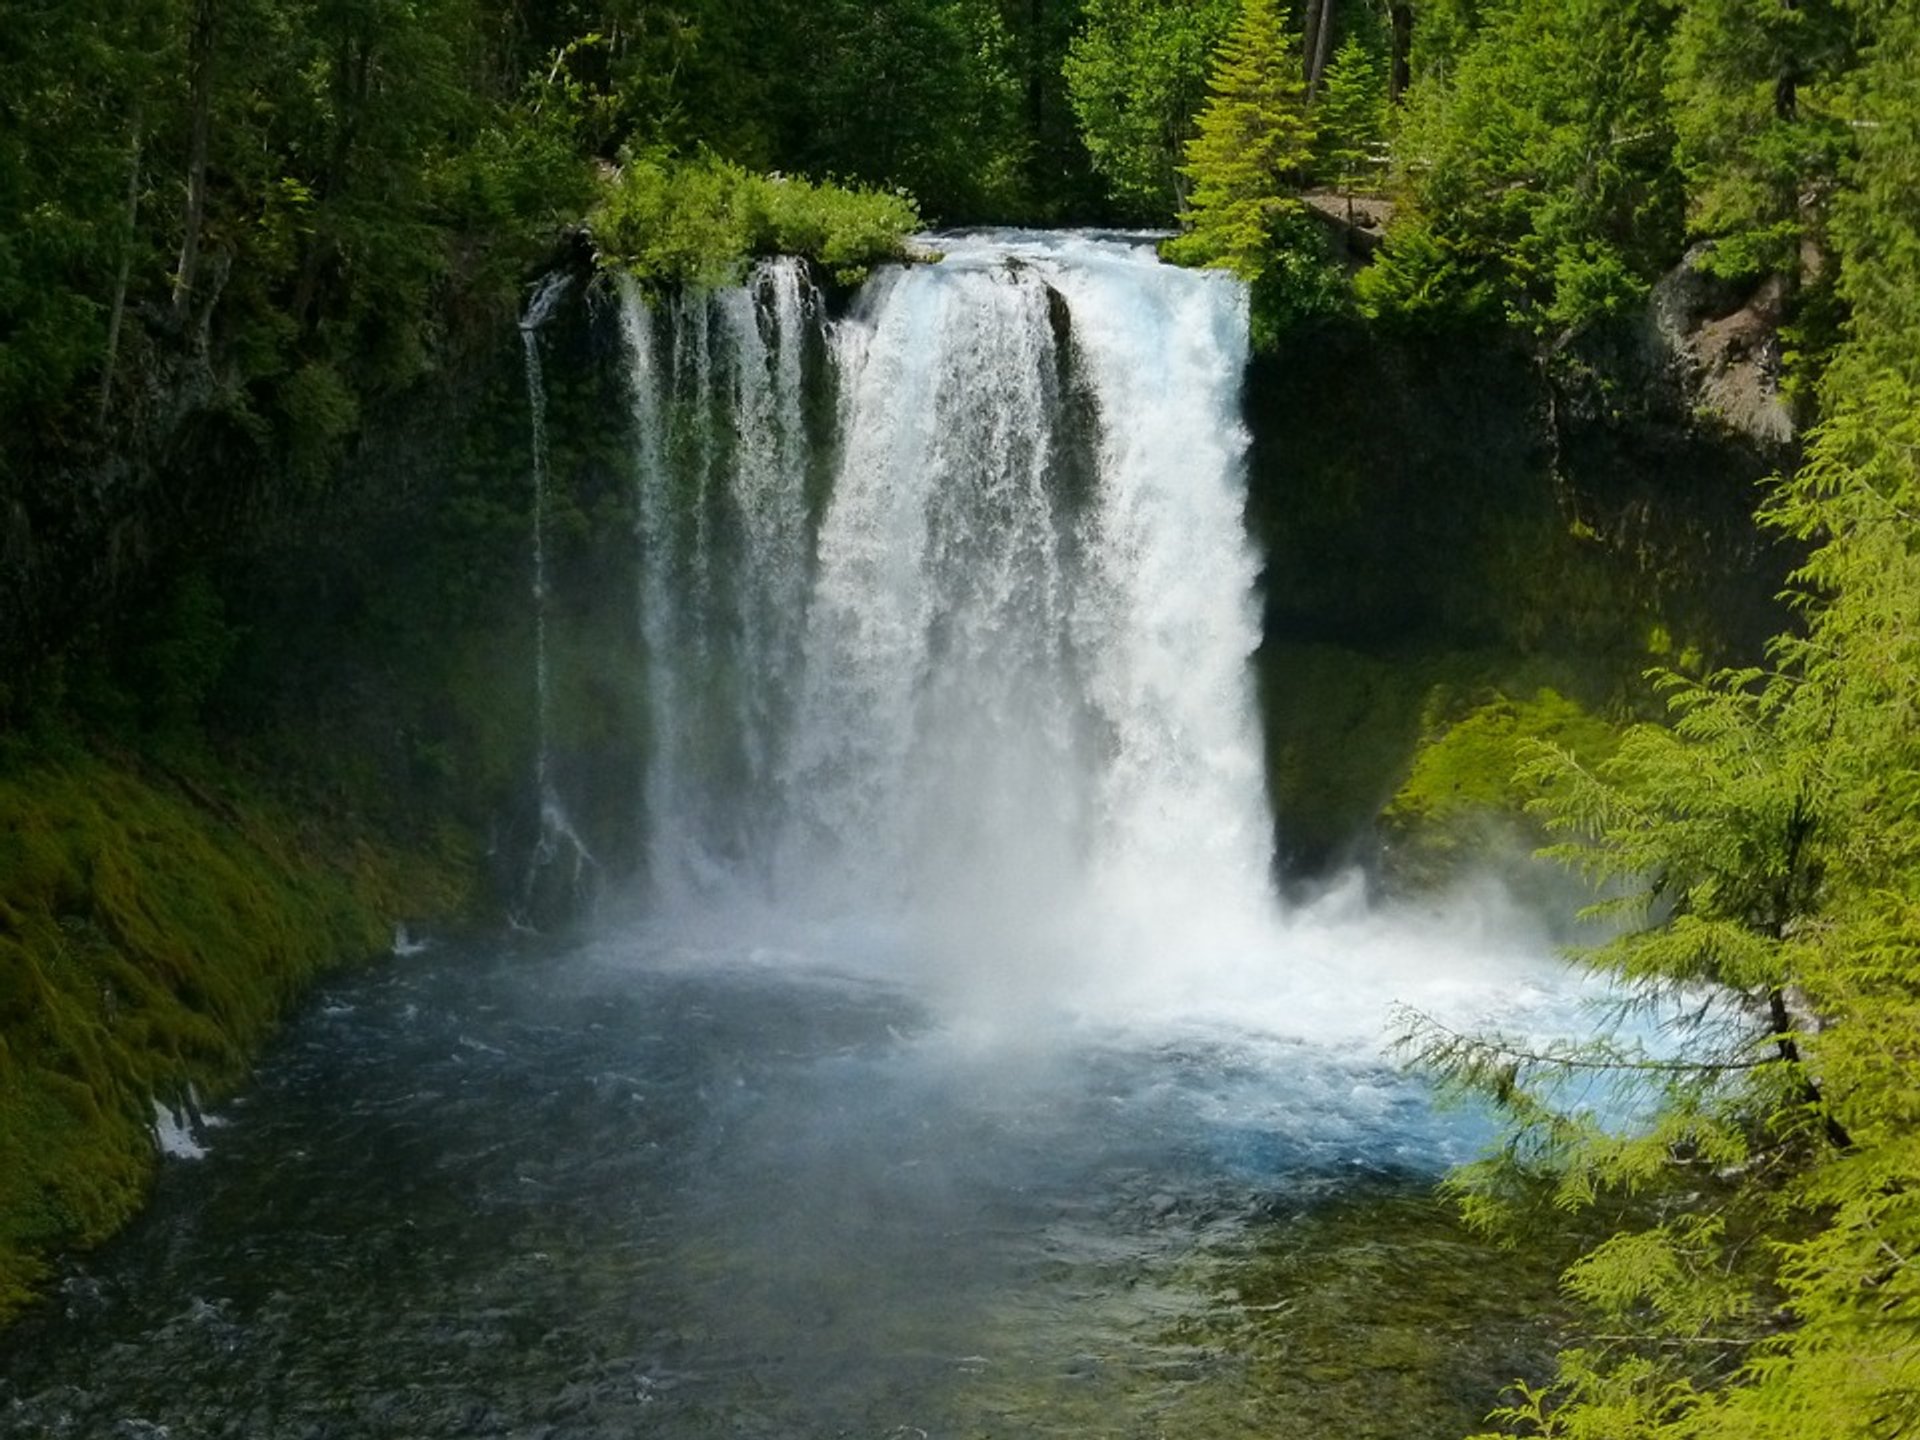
1245,316,1794,883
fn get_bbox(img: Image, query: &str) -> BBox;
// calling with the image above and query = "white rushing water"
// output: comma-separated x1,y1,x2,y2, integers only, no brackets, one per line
617,232,1590,1049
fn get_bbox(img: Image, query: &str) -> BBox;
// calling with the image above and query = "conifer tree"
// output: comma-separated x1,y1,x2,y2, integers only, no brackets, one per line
1666,0,1857,283
1163,0,1315,280
1313,36,1388,197
1403,8,1920,1433
1063,0,1237,220
1359,0,1681,332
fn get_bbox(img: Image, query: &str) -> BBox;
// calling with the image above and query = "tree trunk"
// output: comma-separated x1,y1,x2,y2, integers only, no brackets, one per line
1308,0,1336,104
1302,0,1326,89
1767,986,1851,1149
170,0,216,330
1389,4,1413,104
98,114,143,431
291,32,371,331
1027,0,1045,139
1766,791,1850,1151
1776,0,1800,122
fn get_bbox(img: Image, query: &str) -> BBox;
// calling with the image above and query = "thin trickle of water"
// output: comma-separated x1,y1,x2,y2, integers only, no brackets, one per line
518,271,594,922
618,276,677,891
673,286,717,621
620,260,820,903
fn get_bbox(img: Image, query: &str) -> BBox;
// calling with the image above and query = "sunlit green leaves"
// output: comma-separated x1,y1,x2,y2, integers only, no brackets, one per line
1163,0,1315,280
1364,0,1682,332
1665,0,1858,282
589,151,919,288
1063,0,1237,219
1418,8,1920,1436
1313,36,1388,193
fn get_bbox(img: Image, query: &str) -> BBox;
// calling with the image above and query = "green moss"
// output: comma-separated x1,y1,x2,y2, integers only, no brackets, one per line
1380,686,1620,889
1259,641,1440,873
0,747,473,1321
1259,642,1625,886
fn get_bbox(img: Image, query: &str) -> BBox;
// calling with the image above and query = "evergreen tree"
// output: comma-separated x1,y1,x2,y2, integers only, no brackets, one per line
1666,0,1857,284
1163,0,1315,280
1359,0,1681,332
1405,9,1920,1434
784,0,1031,222
1313,35,1388,195
1405,0,1484,88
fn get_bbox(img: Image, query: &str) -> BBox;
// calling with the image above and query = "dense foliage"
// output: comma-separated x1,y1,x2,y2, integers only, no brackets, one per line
1145,2,1920,1432
1377,3,1920,1434
589,153,920,288
1335,0,1858,342
1063,0,1238,218
1363,0,1683,332
1163,0,1317,280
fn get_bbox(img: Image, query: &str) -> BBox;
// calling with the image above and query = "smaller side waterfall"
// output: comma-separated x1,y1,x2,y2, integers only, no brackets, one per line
619,261,823,905
517,271,595,924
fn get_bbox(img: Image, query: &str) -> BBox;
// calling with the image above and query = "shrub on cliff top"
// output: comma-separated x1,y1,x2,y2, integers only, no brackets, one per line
590,152,920,288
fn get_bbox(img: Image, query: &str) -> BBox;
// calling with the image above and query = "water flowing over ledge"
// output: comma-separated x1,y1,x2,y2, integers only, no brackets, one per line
605,230,1582,1045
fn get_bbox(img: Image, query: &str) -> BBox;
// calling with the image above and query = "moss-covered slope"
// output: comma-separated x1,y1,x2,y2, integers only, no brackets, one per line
0,744,472,1321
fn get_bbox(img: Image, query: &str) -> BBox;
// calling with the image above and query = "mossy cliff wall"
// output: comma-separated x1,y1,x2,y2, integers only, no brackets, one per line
1244,316,1791,882
0,279,585,1322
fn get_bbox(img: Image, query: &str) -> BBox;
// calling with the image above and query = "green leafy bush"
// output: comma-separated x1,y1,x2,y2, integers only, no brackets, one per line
1380,686,1618,889
590,152,919,288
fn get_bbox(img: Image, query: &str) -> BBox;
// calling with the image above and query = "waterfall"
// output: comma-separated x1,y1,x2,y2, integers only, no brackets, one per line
618,233,1279,991
517,271,594,923
620,260,821,903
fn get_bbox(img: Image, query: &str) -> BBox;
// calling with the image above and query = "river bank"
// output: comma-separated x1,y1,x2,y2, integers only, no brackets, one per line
0,739,473,1320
